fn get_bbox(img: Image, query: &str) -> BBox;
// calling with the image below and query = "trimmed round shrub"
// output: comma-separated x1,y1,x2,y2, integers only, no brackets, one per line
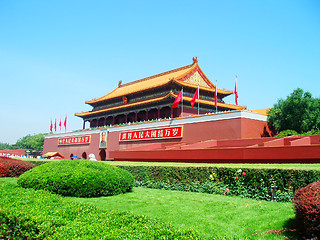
17,160,134,197
294,180,320,238
0,157,36,177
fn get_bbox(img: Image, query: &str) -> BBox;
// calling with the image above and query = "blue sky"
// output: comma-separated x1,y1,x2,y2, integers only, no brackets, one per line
0,0,319,144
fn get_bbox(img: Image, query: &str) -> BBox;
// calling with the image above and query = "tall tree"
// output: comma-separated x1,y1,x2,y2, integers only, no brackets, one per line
267,88,320,133
15,133,46,152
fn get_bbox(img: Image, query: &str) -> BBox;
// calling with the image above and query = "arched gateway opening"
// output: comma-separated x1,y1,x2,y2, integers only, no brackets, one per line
99,149,106,161
82,152,87,159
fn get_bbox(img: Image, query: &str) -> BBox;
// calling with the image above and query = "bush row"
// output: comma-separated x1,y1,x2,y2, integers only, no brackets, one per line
0,182,199,239
27,160,52,166
119,165,320,202
135,179,293,202
0,156,36,177
294,180,320,238
276,129,320,137
18,160,135,198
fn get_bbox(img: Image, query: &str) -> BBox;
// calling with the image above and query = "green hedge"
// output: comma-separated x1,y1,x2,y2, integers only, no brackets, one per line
119,165,320,202
18,160,135,197
0,182,199,239
26,160,52,166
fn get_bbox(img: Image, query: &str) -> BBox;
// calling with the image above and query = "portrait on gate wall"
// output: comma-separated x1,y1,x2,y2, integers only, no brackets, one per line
99,130,108,149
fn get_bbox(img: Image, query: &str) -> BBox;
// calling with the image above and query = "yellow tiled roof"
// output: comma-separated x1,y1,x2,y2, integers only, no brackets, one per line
43,152,65,158
86,60,233,104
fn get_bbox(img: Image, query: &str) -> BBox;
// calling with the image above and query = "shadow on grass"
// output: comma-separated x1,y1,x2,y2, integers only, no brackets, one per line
252,218,302,240
282,218,301,240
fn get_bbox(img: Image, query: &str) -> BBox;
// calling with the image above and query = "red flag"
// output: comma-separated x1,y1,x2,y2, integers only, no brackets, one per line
235,77,238,105
50,119,53,132
172,90,183,108
64,116,67,130
214,83,217,109
191,86,199,109
54,119,57,132
59,118,61,131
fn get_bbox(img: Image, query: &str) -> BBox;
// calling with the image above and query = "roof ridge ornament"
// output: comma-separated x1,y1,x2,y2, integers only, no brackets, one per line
192,57,198,64
118,80,122,88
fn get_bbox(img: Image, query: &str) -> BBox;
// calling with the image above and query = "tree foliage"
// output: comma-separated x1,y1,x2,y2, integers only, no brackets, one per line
267,88,320,134
15,133,46,151
0,143,14,150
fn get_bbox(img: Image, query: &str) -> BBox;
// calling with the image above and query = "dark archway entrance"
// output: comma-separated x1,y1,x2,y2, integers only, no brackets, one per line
70,153,73,159
127,112,136,123
98,118,105,127
160,106,171,119
148,108,158,120
82,152,87,159
99,149,106,161
90,119,98,128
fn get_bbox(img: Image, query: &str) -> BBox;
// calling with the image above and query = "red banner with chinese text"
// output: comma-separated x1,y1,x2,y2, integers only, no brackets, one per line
119,126,183,141
58,135,91,145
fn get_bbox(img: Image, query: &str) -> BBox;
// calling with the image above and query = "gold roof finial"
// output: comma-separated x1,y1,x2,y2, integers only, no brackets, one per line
192,57,198,64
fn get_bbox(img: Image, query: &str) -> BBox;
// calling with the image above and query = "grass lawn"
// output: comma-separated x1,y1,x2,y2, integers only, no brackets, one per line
71,187,297,239
0,177,298,239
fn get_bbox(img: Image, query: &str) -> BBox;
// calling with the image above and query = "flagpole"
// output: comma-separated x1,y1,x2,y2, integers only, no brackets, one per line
181,88,183,117
236,75,238,106
215,80,218,113
197,86,199,115
65,115,67,133
235,76,238,106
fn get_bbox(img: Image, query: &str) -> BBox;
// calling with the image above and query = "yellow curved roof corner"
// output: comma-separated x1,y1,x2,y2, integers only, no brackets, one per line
251,108,270,116
170,92,247,110
85,59,233,104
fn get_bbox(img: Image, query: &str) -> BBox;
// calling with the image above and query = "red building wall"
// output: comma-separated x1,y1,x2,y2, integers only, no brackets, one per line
43,133,101,160
43,111,270,160
0,149,25,157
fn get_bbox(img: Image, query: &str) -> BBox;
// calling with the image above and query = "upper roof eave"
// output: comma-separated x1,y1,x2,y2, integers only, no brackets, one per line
85,61,198,105
86,61,233,105
173,63,234,95
174,80,233,95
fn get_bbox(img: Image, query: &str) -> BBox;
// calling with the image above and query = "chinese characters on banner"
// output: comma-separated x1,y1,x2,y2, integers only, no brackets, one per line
119,126,183,141
58,136,91,145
